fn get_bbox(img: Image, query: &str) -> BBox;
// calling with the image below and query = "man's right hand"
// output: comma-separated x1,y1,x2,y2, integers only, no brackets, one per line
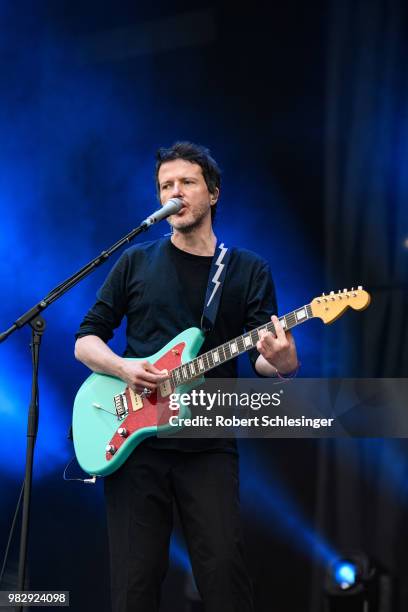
74,335,169,393
119,360,169,393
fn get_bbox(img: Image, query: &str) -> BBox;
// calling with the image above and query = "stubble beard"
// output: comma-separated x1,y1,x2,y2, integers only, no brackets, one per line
169,208,209,234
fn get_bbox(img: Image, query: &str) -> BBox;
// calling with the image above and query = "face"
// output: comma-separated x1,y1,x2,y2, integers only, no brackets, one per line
158,159,218,233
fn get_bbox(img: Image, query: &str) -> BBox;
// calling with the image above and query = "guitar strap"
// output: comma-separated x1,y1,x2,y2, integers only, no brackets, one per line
200,241,232,334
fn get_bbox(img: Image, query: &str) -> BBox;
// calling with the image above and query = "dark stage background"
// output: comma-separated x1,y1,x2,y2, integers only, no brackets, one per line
0,1,407,611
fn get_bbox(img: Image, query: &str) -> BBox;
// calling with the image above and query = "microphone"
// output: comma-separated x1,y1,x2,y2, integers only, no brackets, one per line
141,198,183,227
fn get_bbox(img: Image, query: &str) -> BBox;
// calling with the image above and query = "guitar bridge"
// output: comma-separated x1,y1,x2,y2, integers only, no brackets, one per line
113,393,128,419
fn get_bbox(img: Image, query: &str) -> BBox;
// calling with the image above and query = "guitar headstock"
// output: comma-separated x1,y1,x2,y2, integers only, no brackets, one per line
310,286,371,324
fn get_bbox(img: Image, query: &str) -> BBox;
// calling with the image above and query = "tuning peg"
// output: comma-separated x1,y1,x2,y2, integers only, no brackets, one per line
351,287,354,291
322,292,325,296
343,288,347,293
330,291,334,294
358,285,362,290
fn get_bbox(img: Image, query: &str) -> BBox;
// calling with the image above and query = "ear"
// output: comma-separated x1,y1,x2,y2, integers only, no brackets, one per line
210,187,219,206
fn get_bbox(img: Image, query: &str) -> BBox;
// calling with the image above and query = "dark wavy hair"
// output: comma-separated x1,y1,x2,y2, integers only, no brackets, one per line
155,141,221,221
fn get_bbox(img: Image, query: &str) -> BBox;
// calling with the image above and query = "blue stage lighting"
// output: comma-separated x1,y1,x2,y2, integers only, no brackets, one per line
333,560,357,589
240,455,338,568
170,535,191,573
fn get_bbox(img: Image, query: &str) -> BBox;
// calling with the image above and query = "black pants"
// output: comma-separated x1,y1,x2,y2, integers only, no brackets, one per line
104,444,254,612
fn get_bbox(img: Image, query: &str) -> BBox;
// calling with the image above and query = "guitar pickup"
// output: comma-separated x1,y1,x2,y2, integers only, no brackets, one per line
113,393,128,419
127,388,143,411
159,379,173,398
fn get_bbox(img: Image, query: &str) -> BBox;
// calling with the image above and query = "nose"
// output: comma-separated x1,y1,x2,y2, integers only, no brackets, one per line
170,181,183,198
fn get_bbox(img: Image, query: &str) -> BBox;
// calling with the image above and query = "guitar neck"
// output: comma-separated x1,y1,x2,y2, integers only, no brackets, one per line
170,303,313,386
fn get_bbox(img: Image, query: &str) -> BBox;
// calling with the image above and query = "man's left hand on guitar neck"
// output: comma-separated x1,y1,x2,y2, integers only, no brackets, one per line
255,315,299,377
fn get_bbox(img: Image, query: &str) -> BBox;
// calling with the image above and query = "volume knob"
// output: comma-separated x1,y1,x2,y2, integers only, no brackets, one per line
106,444,116,455
118,428,129,438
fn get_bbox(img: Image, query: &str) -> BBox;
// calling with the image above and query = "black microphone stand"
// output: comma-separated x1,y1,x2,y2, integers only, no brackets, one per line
0,219,154,606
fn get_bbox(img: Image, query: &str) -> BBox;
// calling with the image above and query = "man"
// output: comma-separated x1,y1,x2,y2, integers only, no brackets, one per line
74,142,298,612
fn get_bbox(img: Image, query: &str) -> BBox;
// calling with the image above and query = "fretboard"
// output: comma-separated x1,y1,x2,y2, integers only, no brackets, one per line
169,303,312,387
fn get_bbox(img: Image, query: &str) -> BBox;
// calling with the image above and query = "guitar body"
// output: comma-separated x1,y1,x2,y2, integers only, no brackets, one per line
72,327,205,477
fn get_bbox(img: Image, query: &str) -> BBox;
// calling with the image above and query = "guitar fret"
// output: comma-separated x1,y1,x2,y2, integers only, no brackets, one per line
220,345,229,362
258,325,268,338
295,307,307,322
224,343,232,360
236,336,245,353
207,352,214,369
250,329,259,344
244,334,253,348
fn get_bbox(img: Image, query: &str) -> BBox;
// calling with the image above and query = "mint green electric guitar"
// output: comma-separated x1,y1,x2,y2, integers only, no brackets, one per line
72,288,370,476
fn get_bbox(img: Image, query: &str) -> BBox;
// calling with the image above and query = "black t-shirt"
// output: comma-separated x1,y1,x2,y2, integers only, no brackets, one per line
75,237,277,451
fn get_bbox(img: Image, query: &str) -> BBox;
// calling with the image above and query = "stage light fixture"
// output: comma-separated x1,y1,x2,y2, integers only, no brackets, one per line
324,552,394,612
333,559,357,589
